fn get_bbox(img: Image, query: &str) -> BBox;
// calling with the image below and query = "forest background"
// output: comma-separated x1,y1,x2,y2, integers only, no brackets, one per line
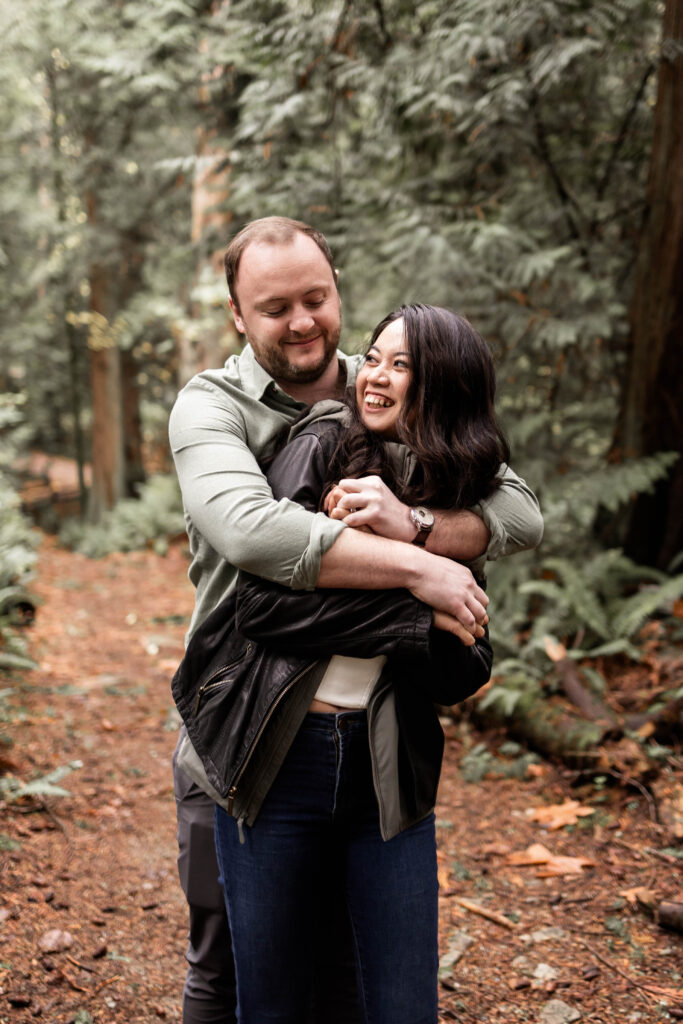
1,0,682,770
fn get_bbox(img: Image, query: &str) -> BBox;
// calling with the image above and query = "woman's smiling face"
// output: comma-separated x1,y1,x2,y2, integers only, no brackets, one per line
355,318,412,440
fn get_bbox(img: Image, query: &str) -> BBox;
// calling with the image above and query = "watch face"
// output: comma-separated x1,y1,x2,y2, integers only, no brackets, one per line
412,506,435,530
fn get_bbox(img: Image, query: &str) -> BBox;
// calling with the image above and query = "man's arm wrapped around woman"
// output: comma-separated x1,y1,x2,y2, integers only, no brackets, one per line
235,418,493,708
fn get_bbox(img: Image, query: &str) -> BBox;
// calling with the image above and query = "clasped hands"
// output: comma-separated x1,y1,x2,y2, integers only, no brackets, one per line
324,476,489,647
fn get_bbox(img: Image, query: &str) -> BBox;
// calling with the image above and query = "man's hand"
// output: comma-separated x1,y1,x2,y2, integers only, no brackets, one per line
317,529,490,638
325,476,416,542
432,610,485,647
411,555,489,636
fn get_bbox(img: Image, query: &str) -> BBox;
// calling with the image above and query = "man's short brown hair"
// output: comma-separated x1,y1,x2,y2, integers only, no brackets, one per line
224,216,337,311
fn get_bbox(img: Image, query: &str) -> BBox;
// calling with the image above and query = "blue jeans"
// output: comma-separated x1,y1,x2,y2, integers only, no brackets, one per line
214,711,439,1024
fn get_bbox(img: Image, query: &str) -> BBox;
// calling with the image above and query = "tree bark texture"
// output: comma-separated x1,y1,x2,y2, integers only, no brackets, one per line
471,694,609,763
612,0,683,569
119,238,146,496
121,349,145,496
87,189,126,521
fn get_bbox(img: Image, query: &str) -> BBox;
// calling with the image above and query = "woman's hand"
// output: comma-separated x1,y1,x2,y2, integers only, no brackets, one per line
325,476,416,542
432,610,486,646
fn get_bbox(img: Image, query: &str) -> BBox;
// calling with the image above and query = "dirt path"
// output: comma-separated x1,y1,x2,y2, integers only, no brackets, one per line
0,538,681,1023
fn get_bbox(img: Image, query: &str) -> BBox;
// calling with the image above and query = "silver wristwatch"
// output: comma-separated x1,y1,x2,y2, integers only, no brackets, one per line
409,506,435,546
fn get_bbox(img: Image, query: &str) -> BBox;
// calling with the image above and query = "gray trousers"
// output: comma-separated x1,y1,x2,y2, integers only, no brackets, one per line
173,733,362,1024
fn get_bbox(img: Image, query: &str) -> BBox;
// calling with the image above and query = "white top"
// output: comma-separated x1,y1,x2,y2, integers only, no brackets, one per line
314,655,387,709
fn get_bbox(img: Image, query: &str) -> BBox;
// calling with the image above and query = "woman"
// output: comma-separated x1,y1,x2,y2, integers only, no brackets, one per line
173,304,508,1024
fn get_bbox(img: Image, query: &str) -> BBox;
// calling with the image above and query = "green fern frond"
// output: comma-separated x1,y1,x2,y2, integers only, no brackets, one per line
612,575,683,638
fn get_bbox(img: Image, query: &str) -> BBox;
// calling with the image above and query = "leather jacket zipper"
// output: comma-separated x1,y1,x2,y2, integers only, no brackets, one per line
193,643,253,716
226,661,315,817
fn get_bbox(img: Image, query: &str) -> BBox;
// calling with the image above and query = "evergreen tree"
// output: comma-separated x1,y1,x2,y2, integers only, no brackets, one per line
611,0,683,569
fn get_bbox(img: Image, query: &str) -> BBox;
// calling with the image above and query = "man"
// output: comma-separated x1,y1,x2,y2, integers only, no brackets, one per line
170,216,543,1023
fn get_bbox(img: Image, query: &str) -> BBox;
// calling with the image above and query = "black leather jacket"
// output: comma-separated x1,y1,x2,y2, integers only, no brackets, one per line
172,412,493,839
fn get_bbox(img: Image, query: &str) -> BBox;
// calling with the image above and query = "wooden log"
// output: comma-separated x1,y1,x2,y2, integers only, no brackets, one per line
471,692,608,764
657,901,683,934
553,656,620,730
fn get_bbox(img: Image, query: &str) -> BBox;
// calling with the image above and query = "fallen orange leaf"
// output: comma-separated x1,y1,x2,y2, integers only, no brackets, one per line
529,799,595,830
505,842,596,877
543,636,567,662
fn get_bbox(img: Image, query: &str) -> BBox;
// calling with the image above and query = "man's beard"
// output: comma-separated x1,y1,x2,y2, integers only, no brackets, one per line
248,328,341,385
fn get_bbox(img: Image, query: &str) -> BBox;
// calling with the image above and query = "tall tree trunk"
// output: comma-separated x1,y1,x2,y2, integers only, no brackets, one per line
46,57,87,513
611,0,683,569
118,237,146,496
175,60,235,388
86,192,126,522
121,348,145,495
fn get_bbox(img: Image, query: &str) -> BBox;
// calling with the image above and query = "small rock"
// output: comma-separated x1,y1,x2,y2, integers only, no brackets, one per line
154,1007,167,1019
539,999,581,1024
511,954,533,974
0,908,10,922
508,977,531,990
91,943,107,959
43,891,55,903
581,965,600,980
531,926,568,943
40,956,56,972
534,963,559,981
38,928,74,953
438,930,474,975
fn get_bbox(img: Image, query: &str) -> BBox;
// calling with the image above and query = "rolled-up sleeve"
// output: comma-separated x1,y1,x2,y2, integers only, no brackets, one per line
475,464,544,562
169,379,345,590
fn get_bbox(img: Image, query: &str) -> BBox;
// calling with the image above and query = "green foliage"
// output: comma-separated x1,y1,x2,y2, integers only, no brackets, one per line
484,547,683,718
460,741,540,782
490,548,683,661
0,0,200,457
60,474,185,557
0,759,83,801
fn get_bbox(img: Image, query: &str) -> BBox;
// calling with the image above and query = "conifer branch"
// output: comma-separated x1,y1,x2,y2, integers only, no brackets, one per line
596,62,655,203
372,0,393,47
526,76,587,255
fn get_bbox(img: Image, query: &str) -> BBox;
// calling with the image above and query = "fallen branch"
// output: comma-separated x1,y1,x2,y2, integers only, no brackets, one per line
612,837,680,865
66,954,95,974
471,693,608,763
658,900,683,934
554,656,619,729
59,969,88,993
607,769,658,822
576,939,683,1006
93,974,122,996
455,898,518,930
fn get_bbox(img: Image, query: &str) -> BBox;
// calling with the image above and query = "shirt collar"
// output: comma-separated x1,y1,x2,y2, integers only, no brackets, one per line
236,343,359,404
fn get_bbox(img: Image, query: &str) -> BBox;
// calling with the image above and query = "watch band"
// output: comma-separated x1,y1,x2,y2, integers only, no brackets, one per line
409,506,435,546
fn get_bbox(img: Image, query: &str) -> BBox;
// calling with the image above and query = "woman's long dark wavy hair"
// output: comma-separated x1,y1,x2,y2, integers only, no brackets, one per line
326,304,510,510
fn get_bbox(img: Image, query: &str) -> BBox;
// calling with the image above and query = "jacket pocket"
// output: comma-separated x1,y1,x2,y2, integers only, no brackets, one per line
192,643,254,715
